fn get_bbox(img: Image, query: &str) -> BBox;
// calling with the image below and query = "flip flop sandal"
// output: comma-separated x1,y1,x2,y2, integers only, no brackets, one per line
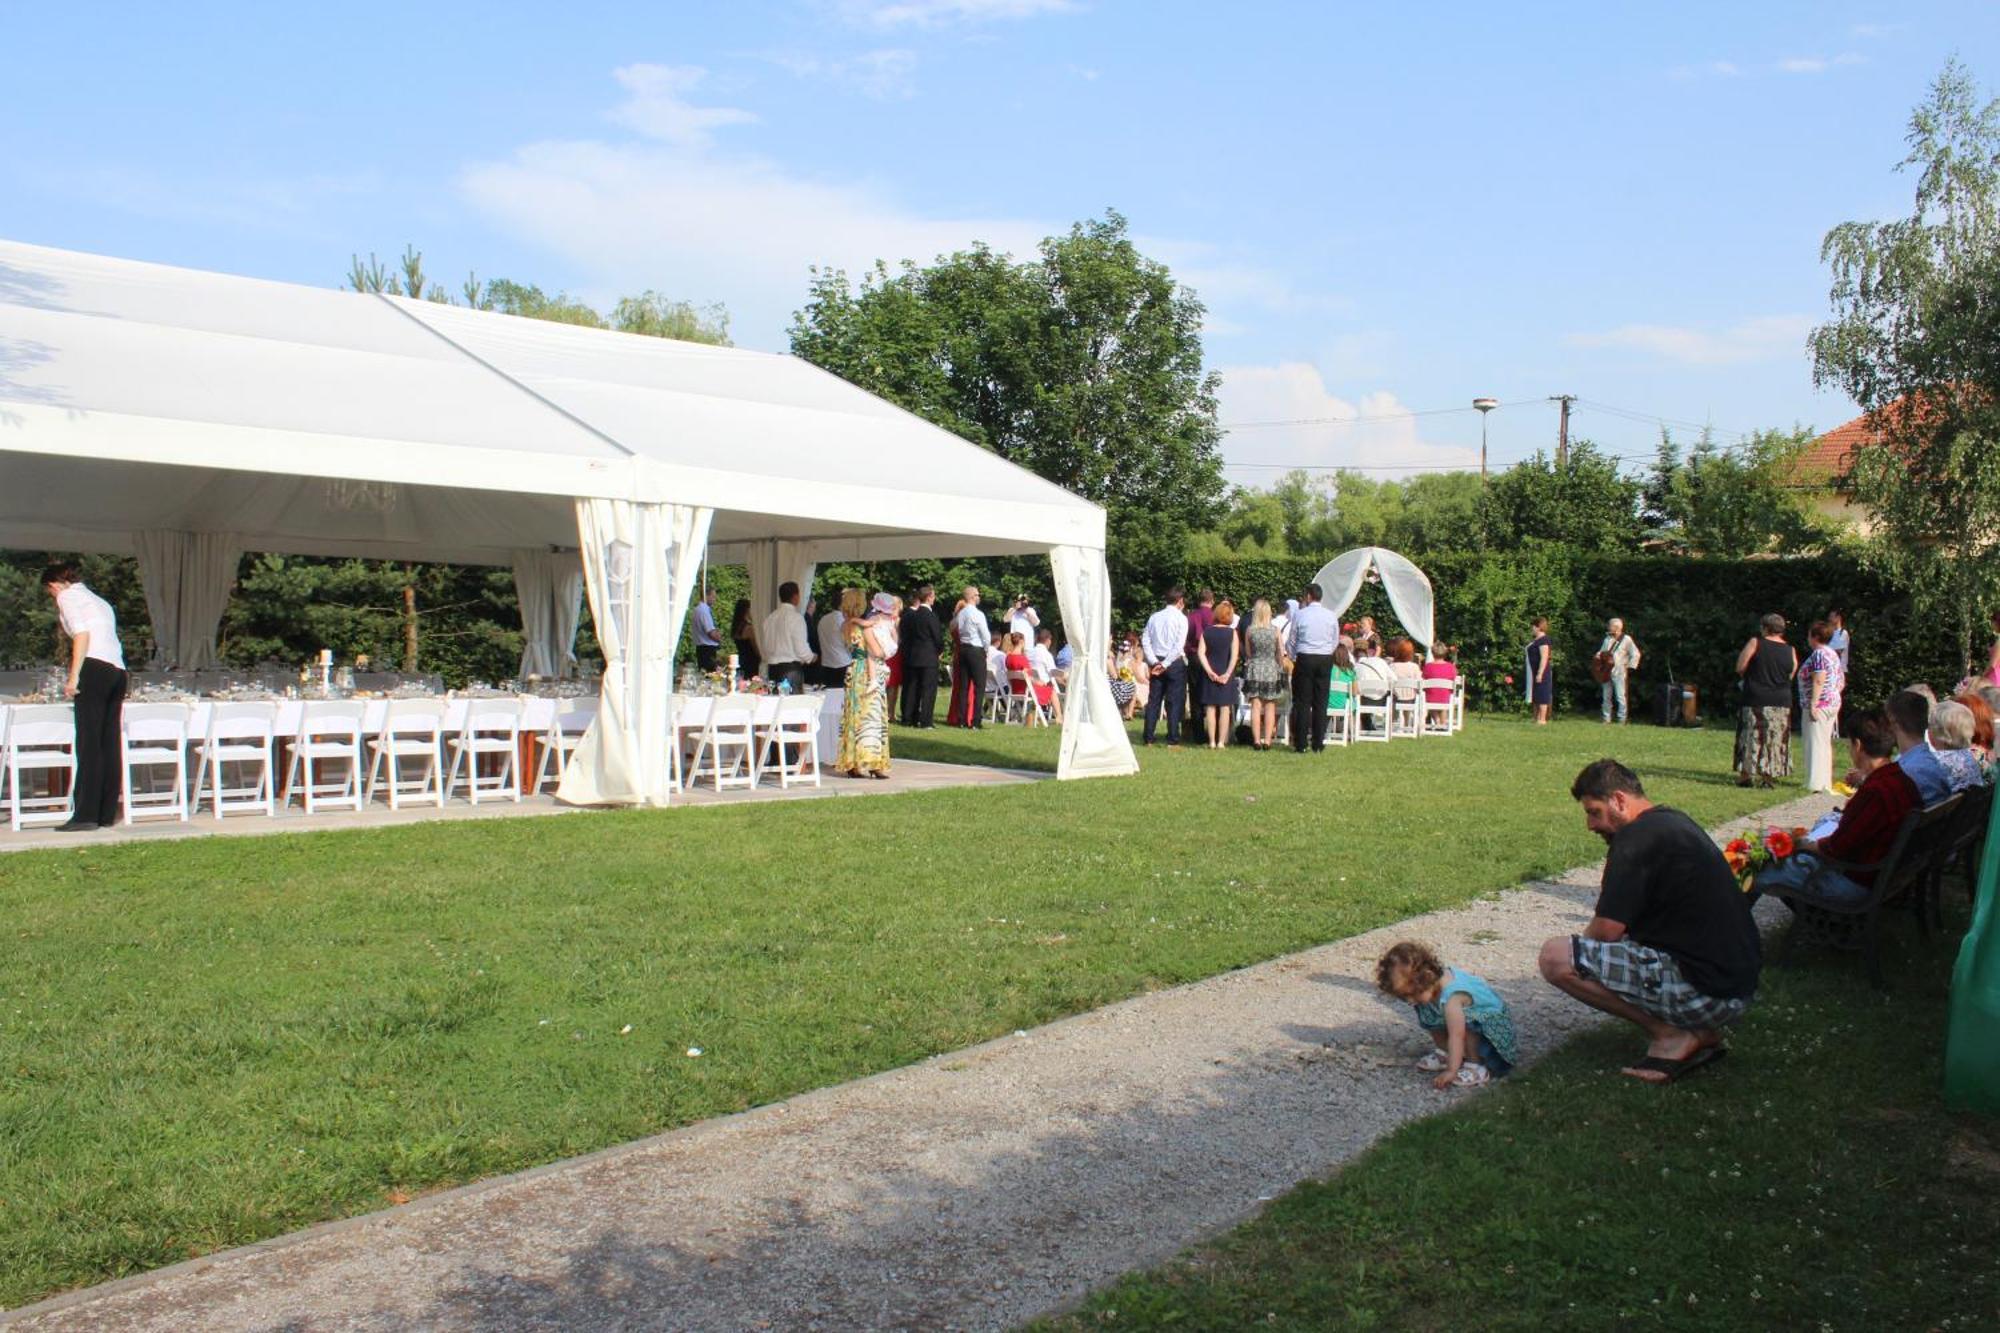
1626,1046,1727,1084
1416,1051,1450,1072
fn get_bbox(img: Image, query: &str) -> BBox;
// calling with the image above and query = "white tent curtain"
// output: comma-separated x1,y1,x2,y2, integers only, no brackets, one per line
557,499,714,807
510,548,585,679
133,529,242,669
1050,543,1139,780
745,537,817,656
1313,546,1436,651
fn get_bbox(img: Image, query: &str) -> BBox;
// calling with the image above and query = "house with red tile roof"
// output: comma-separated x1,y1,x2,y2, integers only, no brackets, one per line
1789,406,1883,536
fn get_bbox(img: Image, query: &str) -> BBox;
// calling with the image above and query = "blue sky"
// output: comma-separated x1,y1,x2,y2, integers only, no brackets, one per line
5,1,1997,483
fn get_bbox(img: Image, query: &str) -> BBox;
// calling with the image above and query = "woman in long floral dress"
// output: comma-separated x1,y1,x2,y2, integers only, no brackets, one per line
838,591,897,778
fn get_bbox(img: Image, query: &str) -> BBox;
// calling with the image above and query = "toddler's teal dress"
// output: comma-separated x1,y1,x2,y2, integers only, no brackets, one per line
1414,968,1519,1076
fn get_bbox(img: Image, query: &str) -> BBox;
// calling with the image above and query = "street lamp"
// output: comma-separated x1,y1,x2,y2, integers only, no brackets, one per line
1473,397,1499,483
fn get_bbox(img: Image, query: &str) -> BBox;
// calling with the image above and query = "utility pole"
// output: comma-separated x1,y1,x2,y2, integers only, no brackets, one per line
1473,398,1498,484
1549,394,1576,468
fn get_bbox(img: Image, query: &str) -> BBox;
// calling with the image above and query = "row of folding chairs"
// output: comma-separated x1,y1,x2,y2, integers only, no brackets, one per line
1,697,598,830
1340,677,1464,746
677,693,826,793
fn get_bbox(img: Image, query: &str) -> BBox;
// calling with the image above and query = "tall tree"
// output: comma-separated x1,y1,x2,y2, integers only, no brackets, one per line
1643,427,1832,557
1811,59,2000,673
1478,441,1644,552
789,211,1227,543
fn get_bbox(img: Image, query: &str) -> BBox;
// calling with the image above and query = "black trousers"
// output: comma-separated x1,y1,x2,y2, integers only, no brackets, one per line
1291,653,1332,751
72,657,127,824
1184,652,1207,742
694,644,719,673
766,661,806,695
954,643,986,727
902,662,939,726
1143,660,1187,743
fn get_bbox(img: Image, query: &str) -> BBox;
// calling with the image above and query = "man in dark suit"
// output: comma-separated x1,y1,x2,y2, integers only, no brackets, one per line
898,584,944,727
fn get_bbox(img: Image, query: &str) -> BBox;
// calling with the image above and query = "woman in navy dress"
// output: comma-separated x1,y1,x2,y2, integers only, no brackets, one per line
1198,599,1243,749
1525,616,1553,725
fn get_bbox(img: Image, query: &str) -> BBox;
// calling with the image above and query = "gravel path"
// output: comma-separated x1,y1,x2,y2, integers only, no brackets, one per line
3,792,1831,1333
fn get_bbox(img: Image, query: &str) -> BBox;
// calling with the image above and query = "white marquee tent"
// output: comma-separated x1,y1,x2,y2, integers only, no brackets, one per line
0,239,1138,803
1311,547,1435,650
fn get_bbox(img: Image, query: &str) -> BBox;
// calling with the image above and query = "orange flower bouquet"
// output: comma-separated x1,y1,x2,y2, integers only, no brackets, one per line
1725,826,1808,892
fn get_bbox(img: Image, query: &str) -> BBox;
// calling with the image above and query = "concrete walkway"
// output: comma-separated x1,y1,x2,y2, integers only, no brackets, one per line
2,792,1830,1332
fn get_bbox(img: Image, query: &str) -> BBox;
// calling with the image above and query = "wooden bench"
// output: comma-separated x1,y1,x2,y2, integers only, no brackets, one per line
1761,790,1973,986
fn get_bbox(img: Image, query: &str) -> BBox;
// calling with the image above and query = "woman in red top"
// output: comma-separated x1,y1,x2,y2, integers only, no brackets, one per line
1754,707,1917,904
1003,633,1051,717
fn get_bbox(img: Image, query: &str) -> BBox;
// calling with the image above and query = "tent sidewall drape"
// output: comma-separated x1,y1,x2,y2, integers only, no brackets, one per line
1051,542,1137,780
134,529,241,670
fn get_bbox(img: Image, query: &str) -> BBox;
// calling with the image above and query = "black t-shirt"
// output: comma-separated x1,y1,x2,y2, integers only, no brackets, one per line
1596,806,1761,999
1742,639,1796,708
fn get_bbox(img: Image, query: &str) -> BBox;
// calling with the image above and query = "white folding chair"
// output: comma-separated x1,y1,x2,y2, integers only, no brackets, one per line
758,693,823,789
685,695,758,791
1390,682,1423,738
532,697,597,795
6,704,76,830
191,701,277,819
1451,676,1467,732
1323,693,1355,747
121,701,190,824
1004,669,1049,726
366,698,445,809
1354,682,1392,743
285,700,366,813
446,697,524,804
986,655,1011,724
1421,685,1454,736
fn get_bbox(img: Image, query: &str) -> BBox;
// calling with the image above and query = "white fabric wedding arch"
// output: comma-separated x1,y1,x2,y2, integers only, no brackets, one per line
1310,547,1435,650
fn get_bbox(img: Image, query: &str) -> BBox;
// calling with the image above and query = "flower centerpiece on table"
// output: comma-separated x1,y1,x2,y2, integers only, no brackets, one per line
1723,826,1807,893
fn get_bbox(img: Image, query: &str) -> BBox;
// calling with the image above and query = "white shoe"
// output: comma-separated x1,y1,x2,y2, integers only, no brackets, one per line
1451,1063,1491,1087
1416,1050,1449,1072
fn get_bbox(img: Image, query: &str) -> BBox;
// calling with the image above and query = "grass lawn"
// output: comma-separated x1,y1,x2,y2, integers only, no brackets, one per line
1040,907,2000,1332
1,715,1785,1308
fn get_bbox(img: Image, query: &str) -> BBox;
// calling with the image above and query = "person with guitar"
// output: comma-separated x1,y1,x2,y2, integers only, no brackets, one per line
1594,617,1642,724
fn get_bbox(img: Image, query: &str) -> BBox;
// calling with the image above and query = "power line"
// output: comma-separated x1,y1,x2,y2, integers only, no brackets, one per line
1218,398,1539,430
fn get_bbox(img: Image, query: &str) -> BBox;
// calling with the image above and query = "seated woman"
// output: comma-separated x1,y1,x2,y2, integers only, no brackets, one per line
1956,690,1996,766
1327,641,1357,713
987,634,1013,703
1930,699,1988,791
1421,643,1458,704
1388,638,1424,685
1002,633,1049,723
1754,707,1918,904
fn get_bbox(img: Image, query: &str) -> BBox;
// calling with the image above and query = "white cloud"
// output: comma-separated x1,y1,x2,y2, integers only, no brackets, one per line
1216,362,1480,481
461,67,1312,349
1670,59,1742,79
837,0,1076,28
763,48,919,100
1564,315,1815,367
1850,22,1901,39
1777,53,1863,75
607,64,758,147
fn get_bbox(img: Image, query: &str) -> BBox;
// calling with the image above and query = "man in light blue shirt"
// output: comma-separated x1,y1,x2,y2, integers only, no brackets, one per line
691,588,722,673
1141,586,1190,745
1284,583,1340,752
952,586,992,728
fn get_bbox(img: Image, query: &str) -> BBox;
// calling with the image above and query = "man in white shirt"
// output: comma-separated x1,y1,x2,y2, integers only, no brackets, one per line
1141,586,1190,745
759,581,814,695
1596,617,1642,724
691,588,722,673
1029,627,1065,724
1008,595,1040,645
952,586,992,727
43,562,127,831
817,591,855,688
1283,582,1340,752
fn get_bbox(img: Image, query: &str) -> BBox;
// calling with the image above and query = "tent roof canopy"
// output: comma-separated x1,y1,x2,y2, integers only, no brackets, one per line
0,239,1104,564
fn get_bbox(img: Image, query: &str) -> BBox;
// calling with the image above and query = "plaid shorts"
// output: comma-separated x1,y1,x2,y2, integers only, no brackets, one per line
1571,937,1753,1031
